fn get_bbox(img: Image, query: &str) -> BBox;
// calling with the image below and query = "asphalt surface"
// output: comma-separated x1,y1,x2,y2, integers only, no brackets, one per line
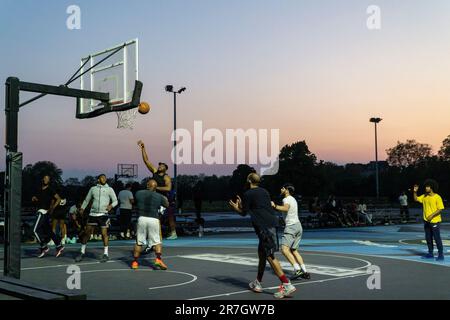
1,221,449,300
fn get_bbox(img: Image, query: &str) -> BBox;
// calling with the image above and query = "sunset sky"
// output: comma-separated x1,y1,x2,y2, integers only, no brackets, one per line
1,0,450,180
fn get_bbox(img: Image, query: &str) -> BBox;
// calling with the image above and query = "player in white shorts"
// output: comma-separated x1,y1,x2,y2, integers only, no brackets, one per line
131,179,169,270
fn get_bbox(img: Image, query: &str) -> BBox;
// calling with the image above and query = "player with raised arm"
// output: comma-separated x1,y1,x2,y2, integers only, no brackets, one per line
413,180,445,261
137,140,177,240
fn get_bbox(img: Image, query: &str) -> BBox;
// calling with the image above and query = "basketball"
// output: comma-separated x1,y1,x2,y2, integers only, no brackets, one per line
138,102,150,114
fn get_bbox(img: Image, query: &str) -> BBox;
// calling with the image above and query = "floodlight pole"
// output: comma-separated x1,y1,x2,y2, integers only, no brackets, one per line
370,117,382,199
166,86,186,213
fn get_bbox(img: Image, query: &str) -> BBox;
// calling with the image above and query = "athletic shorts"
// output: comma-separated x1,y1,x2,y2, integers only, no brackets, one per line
255,226,279,257
51,210,66,221
87,215,110,228
281,222,303,249
136,216,162,247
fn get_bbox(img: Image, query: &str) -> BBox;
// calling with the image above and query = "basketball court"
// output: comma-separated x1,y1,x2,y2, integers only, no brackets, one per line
1,219,448,300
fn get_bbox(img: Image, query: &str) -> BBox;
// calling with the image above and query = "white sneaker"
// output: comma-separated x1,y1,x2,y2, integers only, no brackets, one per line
126,231,131,238
274,283,296,299
120,232,125,238
166,233,178,240
249,279,263,293
47,240,55,247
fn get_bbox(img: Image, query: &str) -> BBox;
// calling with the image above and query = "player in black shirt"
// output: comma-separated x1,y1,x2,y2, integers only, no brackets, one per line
32,175,64,258
229,173,296,299
138,140,177,240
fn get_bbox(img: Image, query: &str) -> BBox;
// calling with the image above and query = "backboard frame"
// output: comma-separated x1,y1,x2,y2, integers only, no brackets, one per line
76,39,141,119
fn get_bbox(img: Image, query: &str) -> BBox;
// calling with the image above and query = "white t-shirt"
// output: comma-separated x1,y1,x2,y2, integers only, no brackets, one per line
283,195,300,226
118,189,134,209
357,204,367,214
399,195,408,206
69,205,78,215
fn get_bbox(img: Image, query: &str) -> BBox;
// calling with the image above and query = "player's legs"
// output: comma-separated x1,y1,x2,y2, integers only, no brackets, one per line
424,222,434,257
75,224,93,262
132,216,146,268
257,243,267,282
166,206,177,239
51,218,58,234
291,249,305,266
81,225,94,244
60,220,67,240
281,245,297,266
151,219,167,269
431,223,444,258
99,216,110,261
101,227,109,247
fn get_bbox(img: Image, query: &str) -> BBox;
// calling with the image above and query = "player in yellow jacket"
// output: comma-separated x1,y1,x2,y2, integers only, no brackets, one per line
413,179,445,261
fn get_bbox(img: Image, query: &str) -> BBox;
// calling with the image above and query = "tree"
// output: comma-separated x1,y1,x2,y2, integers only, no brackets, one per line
81,176,97,187
65,177,81,186
263,141,321,196
386,140,433,168
438,135,450,161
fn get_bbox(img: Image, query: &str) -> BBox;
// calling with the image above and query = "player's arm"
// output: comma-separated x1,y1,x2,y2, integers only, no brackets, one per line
157,175,172,193
137,140,157,174
49,193,61,214
272,201,290,213
412,185,420,202
229,195,244,215
107,189,118,211
80,188,93,214
161,196,170,208
427,209,443,222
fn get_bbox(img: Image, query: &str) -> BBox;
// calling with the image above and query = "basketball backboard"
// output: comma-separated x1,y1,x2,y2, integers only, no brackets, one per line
76,39,141,120
116,164,138,179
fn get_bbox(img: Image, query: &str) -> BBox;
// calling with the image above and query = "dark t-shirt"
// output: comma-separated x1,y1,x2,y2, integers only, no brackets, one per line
242,187,279,229
135,190,167,219
35,187,56,210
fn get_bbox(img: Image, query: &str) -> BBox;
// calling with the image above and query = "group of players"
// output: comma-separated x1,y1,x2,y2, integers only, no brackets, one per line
29,139,446,299
32,140,176,270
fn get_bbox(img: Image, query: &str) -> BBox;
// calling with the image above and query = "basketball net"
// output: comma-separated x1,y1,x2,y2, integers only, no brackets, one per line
116,109,138,129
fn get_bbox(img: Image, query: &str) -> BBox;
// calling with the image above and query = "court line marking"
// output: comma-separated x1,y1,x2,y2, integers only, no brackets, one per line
179,253,371,277
0,254,183,273
188,273,368,300
314,249,450,268
4,252,256,273
73,268,198,291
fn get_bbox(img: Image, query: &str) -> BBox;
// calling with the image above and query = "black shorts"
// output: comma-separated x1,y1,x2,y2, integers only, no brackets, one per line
51,211,67,221
87,215,110,229
255,226,279,257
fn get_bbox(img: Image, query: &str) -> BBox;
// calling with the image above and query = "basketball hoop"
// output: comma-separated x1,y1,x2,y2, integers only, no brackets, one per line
116,108,137,129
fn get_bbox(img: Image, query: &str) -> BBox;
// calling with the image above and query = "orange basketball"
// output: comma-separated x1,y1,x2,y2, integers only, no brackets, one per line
138,102,150,114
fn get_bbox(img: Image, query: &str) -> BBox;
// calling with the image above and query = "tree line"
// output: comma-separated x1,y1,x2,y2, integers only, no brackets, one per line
2,134,450,208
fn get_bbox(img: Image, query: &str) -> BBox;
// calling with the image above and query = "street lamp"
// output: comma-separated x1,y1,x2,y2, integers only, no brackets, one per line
370,117,382,199
165,85,186,213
